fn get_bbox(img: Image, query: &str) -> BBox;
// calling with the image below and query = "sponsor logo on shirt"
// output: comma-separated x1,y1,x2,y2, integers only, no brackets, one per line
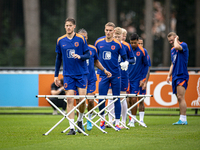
100,46,104,48
103,51,111,60
67,49,75,58
62,44,67,47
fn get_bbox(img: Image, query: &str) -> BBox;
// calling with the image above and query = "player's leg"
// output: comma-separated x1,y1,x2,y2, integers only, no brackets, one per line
173,79,188,125
129,80,140,127
139,87,146,125
111,76,122,130
86,81,96,131
120,77,128,127
65,90,76,135
63,76,76,135
98,75,110,129
107,88,115,127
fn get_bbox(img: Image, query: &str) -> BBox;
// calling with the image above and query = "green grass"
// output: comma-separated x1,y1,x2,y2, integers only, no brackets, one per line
0,112,200,150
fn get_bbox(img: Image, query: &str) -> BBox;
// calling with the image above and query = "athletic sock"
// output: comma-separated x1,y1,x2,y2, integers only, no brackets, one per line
78,112,84,122
131,115,136,123
69,119,75,129
121,99,127,123
139,111,145,122
108,99,114,122
88,113,92,120
180,115,187,122
115,119,120,126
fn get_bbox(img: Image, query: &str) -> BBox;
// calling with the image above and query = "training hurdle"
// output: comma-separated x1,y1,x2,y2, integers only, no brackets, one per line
36,94,152,135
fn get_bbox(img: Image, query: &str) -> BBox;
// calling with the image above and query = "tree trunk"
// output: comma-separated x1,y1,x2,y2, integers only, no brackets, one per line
67,0,76,21
108,0,117,25
23,0,40,67
163,0,170,66
196,0,200,67
144,0,153,65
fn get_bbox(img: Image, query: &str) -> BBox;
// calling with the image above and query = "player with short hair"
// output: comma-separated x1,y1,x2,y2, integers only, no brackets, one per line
95,22,128,130
128,33,149,127
54,17,90,135
115,27,135,127
78,28,111,131
122,28,127,42
167,32,189,125
137,37,151,126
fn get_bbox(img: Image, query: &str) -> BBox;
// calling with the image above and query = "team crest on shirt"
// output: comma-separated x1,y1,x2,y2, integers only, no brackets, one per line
103,51,111,60
74,42,79,47
67,49,75,58
136,51,140,56
111,45,115,50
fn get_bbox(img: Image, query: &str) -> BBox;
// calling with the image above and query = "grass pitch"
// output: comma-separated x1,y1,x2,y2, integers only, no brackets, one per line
0,109,200,150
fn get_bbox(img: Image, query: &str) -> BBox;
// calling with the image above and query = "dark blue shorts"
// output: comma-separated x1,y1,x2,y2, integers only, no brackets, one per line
63,74,87,90
129,80,140,94
87,80,96,93
172,79,188,94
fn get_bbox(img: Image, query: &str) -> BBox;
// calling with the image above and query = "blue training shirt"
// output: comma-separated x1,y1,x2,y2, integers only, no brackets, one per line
87,44,98,82
55,33,89,76
128,44,149,81
171,42,189,81
95,38,126,77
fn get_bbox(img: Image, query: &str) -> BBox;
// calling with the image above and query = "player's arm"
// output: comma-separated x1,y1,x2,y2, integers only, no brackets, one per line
72,50,90,60
167,62,173,83
94,59,112,78
174,36,182,51
54,52,62,87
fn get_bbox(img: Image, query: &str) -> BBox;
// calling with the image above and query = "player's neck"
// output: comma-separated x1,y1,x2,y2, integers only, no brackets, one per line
66,32,75,40
105,36,113,42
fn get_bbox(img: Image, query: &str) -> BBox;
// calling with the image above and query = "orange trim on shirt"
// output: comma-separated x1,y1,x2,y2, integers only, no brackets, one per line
88,44,97,53
95,38,105,46
57,34,68,44
138,44,145,56
122,41,131,51
113,39,122,49
76,33,85,44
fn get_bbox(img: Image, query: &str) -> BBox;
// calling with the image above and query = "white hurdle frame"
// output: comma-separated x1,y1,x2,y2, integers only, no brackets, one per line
36,94,152,135
36,95,94,136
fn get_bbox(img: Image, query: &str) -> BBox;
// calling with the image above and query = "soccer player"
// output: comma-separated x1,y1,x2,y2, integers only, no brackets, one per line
128,33,149,127
167,32,189,125
78,28,111,131
137,37,151,126
117,27,135,127
106,27,134,128
54,18,90,135
95,22,128,130
122,28,127,42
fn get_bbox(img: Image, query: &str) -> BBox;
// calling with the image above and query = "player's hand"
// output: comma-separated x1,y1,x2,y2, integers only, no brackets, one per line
54,77,60,87
139,80,144,87
120,61,129,71
72,54,81,59
104,69,112,78
175,35,179,40
166,76,170,83
142,82,147,90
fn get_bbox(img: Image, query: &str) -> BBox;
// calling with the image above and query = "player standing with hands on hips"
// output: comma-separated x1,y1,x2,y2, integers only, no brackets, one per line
167,32,189,125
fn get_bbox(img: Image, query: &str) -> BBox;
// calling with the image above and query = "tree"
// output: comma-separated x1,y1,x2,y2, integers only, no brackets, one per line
196,0,200,67
163,0,171,66
108,0,117,25
23,0,40,66
144,0,153,63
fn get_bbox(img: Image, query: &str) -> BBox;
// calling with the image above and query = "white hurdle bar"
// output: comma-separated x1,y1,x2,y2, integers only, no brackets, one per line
36,95,94,136
125,94,153,127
